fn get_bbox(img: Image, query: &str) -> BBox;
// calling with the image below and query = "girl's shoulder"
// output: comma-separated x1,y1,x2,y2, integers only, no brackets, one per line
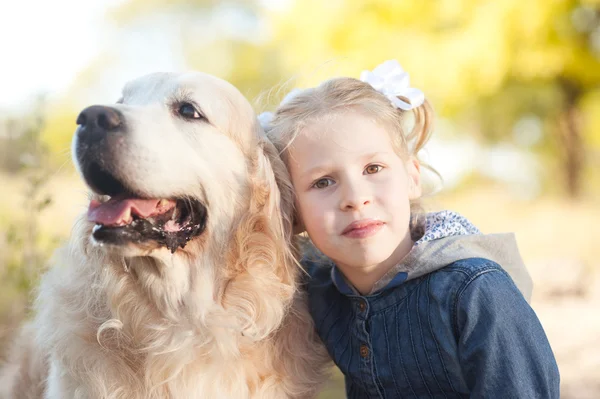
435,257,528,310
434,257,517,294
420,257,528,309
440,257,506,277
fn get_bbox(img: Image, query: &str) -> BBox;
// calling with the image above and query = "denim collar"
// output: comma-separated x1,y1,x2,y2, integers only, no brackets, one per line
330,264,408,297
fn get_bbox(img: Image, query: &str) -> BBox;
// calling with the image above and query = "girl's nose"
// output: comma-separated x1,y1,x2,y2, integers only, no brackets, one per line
339,181,372,211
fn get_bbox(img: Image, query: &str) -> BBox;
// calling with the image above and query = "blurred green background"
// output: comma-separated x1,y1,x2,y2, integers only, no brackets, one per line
1,0,599,397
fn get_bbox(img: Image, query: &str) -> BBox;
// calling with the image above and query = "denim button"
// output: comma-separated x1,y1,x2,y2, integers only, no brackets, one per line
358,300,366,312
360,344,369,358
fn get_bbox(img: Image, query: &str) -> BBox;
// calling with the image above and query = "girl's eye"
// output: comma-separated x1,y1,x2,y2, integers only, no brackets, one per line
365,165,383,174
312,178,334,189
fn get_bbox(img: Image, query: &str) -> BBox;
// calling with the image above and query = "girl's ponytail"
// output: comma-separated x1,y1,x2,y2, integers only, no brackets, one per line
407,98,435,157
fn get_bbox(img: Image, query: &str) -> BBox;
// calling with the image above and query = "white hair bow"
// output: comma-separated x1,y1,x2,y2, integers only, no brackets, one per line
360,60,425,111
257,111,274,131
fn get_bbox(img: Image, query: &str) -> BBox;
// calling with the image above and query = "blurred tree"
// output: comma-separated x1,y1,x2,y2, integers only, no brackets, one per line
4,98,54,283
109,0,285,104
474,0,600,198
0,98,55,339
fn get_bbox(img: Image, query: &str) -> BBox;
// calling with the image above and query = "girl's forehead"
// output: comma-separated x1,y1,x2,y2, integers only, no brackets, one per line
295,111,396,150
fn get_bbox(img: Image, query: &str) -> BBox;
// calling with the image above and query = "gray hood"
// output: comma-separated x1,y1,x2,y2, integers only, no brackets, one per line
371,211,532,302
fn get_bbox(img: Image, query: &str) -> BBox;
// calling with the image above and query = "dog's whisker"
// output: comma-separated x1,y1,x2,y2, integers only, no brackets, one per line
184,197,194,222
57,146,72,157
121,257,129,273
50,157,73,178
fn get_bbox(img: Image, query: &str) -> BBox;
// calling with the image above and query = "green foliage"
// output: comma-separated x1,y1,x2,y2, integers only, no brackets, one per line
0,100,57,341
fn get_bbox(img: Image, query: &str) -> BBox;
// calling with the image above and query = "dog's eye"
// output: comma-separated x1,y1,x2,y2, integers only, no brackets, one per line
178,103,204,120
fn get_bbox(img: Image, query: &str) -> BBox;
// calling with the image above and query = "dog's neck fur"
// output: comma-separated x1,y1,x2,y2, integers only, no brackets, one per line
29,222,298,397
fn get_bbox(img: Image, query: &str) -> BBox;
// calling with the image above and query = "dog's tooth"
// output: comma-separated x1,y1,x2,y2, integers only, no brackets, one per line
123,208,132,223
158,199,170,208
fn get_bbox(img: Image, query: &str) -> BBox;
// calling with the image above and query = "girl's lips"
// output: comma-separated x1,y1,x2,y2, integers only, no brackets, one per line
341,220,384,239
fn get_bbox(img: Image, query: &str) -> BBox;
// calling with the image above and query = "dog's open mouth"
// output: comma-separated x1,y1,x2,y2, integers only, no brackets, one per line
85,164,207,253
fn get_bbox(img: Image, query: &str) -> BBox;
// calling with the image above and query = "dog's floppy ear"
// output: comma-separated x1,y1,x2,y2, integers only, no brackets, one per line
257,136,305,236
256,138,295,241
221,135,299,340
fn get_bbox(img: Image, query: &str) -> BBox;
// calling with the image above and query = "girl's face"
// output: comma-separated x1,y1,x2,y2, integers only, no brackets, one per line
288,111,422,275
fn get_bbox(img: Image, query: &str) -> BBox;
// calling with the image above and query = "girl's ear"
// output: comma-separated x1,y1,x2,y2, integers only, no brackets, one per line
292,210,306,235
406,158,422,200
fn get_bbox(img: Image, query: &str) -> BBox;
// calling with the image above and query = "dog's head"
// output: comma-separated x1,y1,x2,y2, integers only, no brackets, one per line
73,72,292,259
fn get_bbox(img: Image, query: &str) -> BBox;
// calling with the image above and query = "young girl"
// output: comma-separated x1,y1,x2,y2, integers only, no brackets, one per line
262,60,560,398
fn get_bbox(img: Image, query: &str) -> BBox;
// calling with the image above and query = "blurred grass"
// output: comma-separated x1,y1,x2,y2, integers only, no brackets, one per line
318,368,345,399
436,182,600,282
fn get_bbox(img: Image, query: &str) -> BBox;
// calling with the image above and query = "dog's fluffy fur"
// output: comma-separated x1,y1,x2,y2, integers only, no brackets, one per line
0,72,330,398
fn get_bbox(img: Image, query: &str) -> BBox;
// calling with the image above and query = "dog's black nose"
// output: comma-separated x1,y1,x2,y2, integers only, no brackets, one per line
76,105,123,144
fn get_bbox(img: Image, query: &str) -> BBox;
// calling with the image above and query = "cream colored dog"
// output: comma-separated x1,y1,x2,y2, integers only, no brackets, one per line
0,72,330,398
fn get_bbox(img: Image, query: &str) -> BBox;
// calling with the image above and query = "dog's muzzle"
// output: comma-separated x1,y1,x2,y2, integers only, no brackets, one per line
74,105,130,197
73,105,208,253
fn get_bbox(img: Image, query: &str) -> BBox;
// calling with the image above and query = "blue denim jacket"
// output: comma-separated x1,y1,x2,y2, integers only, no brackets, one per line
302,211,560,398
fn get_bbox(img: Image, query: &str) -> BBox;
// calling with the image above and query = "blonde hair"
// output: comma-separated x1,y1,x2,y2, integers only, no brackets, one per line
264,77,438,239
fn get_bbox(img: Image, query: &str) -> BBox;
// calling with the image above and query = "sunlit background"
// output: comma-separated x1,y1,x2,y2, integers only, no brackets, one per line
1,0,599,397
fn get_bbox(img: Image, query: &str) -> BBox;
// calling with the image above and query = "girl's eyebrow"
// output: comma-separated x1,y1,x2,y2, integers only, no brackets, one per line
362,151,393,160
301,165,331,178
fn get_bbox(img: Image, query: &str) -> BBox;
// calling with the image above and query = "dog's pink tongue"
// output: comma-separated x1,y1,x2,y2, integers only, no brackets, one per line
88,196,176,226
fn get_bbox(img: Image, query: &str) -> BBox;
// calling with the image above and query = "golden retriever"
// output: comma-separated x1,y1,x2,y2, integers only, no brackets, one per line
0,72,330,398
